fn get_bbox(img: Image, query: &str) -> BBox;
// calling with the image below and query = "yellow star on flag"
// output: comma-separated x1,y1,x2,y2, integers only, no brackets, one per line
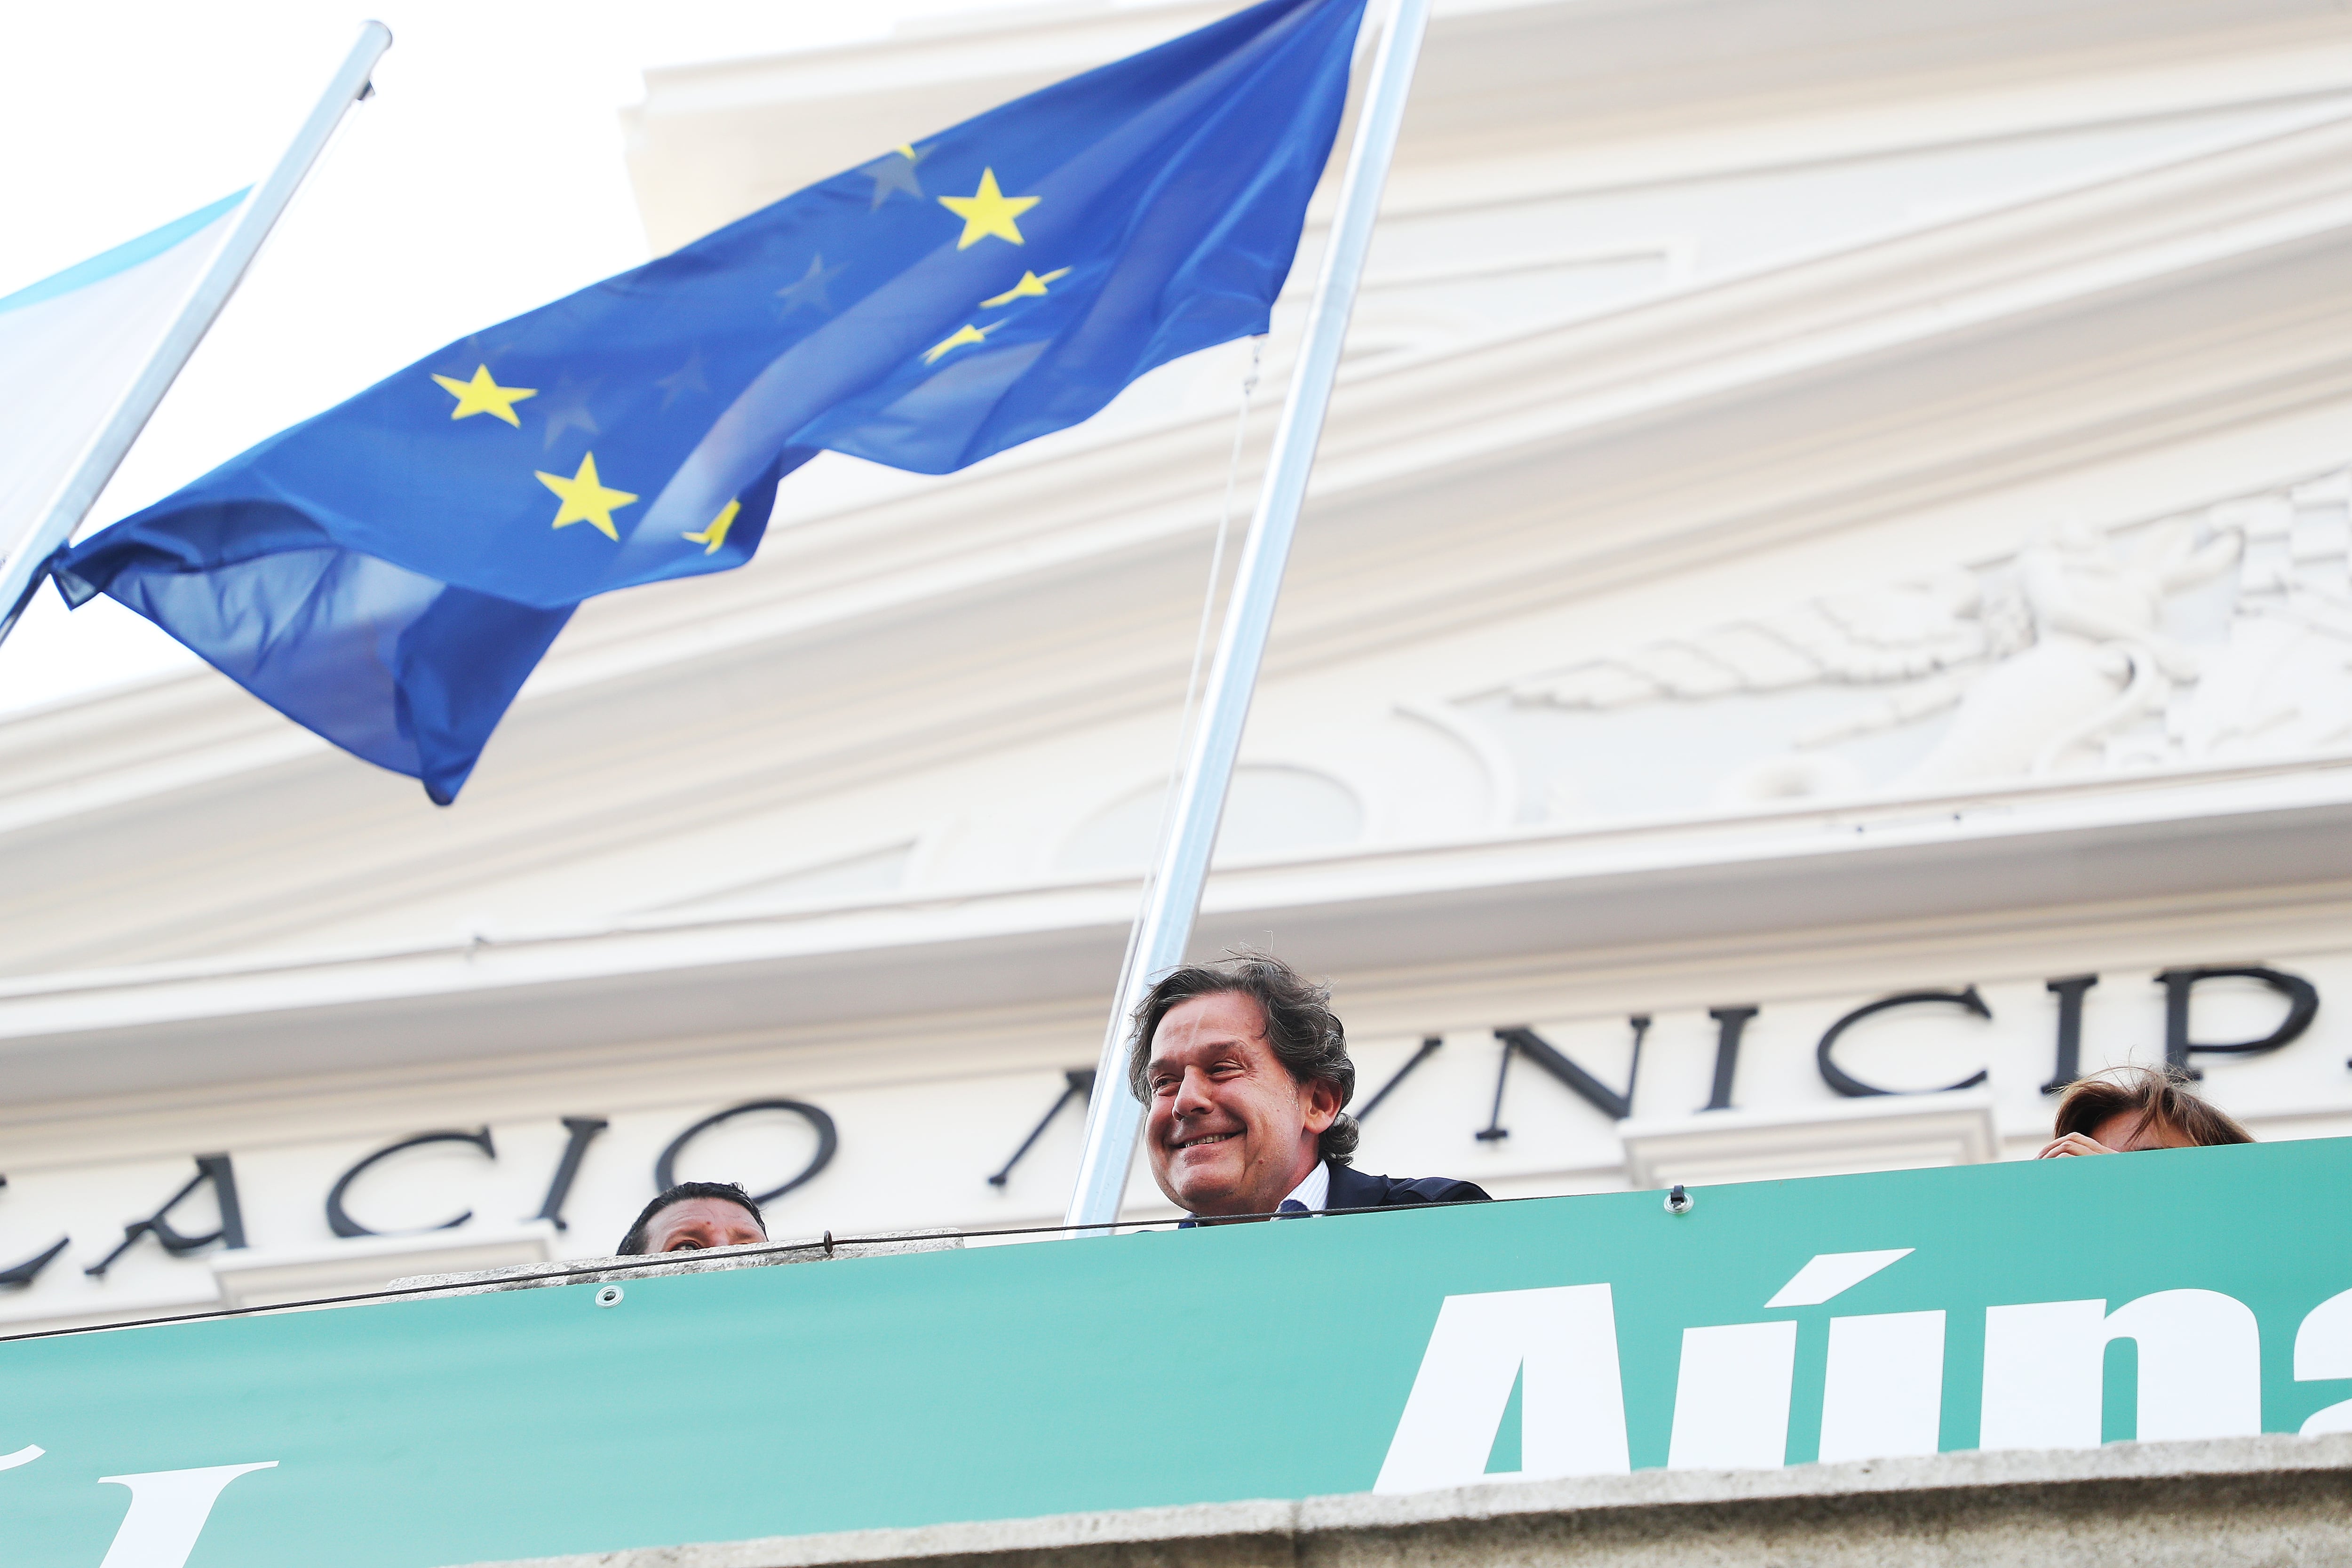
682,499,742,555
922,322,1002,365
980,267,1071,308
431,365,538,426
938,168,1039,249
535,452,637,541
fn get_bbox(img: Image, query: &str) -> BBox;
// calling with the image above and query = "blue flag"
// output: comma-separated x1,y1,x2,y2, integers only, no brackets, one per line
54,0,1367,803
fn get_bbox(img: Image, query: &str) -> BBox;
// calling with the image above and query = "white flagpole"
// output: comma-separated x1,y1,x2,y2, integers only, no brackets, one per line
1063,0,1432,1232
0,20,394,643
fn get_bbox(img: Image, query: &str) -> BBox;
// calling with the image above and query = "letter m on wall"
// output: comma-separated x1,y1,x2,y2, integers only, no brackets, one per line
1375,1285,1629,1492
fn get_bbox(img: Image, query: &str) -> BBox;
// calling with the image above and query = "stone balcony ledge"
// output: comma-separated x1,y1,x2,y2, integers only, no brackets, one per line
455,1433,2352,1568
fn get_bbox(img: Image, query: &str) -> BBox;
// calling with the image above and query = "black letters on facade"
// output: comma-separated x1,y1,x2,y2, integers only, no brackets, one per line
530,1117,610,1231
2041,975,2099,1093
1480,1018,1650,1138
1816,987,1992,1098
2157,967,2319,1078
1357,1038,1443,1122
84,1154,246,1278
0,1175,68,1289
327,1129,496,1238
989,1072,1094,1188
657,1100,839,1203
18,959,2337,1291
1701,1007,1759,1112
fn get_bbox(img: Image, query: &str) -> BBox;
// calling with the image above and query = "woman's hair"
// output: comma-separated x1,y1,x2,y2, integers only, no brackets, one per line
2052,1064,2252,1150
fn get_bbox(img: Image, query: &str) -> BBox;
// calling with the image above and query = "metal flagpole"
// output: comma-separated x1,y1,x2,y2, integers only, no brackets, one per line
0,21,394,645
1063,0,1432,1232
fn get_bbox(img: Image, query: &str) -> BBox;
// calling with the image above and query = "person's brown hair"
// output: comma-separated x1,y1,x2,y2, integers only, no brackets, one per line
2053,1064,2252,1150
1126,951,1359,1165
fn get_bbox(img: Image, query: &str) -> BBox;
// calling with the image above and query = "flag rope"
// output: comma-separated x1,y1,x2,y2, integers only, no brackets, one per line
1086,339,1264,1113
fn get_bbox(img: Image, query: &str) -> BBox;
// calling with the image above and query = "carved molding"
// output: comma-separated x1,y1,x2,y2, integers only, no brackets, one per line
1490,467,2352,820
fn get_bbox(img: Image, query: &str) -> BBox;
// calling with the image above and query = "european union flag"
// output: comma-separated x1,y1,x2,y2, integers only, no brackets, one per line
53,0,1367,803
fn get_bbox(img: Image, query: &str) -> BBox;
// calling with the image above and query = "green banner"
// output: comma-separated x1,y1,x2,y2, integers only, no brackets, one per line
9,1138,2352,1567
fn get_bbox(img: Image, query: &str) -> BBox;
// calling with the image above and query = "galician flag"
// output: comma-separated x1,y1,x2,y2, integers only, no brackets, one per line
0,192,246,602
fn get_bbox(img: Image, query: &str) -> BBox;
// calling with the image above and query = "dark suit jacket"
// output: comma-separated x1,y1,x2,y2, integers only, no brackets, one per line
1324,1160,1490,1211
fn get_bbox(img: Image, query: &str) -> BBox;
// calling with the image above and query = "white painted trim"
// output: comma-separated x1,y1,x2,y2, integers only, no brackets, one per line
1393,700,1521,833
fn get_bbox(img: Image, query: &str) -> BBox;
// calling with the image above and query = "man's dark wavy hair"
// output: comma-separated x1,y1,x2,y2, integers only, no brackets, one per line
1125,950,1359,1165
616,1180,766,1256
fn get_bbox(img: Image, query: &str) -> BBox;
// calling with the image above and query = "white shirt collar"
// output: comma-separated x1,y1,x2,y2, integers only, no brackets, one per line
1181,1159,1330,1225
1281,1159,1330,1213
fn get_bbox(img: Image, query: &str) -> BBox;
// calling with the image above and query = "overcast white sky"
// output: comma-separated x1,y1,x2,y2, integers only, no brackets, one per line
0,0,1074,715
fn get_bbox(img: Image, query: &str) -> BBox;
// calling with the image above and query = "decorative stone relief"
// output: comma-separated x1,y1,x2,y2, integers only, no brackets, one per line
1474,469,2352,823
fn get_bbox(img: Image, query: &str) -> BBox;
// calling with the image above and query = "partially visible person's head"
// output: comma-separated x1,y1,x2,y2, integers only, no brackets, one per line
1128,952,1357,1218
2054,1065,2253,1152
617,1181,767,1256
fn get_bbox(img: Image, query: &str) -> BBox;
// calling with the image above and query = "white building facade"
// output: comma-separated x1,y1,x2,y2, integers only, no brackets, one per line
6,0,2352,1334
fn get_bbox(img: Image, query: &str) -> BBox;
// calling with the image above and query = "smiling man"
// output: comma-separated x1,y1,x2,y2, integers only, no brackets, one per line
1131,953,1489,1221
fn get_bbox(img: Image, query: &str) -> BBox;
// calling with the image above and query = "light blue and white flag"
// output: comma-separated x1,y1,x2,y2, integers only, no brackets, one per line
0,191,246,589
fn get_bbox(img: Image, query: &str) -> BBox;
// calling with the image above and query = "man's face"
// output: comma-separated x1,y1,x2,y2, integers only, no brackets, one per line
641,1197,765,1253
1144,991,1338,1218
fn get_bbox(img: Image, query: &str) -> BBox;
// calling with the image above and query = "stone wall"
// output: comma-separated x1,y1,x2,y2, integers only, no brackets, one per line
461,1436,2352,1568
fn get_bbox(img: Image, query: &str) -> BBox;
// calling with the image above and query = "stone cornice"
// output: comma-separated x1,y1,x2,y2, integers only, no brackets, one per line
4,753,2349,1110
453,1433,2352,1568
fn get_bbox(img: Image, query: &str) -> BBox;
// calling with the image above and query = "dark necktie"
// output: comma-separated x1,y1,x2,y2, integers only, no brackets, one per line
1177,1198,1315,1229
